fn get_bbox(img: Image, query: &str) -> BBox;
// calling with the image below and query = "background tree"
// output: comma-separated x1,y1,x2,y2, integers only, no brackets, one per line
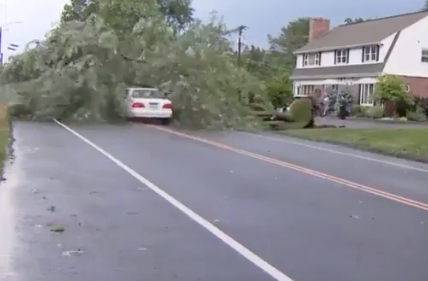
374,75,413,116
422,0,428,10
1,0,273,128
264,67,293,108
261,18,309,107
157,0,194,32
60,0,98,23
268,18,309,70
374,75,411,104
60,0,194,35
344,17,365,24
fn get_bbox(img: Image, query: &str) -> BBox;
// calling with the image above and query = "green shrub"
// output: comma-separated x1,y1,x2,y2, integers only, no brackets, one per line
351,104,362,116
406,106,427,122
408,97,428,117
354,105,367,117
364,105,383,119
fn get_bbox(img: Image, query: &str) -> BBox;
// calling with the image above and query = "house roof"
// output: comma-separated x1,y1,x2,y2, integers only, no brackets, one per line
290,63,384,80
294,10,428,54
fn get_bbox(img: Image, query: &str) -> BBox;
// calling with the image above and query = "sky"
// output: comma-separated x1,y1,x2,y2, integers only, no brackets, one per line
0,0,424,60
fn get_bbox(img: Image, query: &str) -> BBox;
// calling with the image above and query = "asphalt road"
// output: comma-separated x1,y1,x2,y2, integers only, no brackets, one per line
1,121,428,281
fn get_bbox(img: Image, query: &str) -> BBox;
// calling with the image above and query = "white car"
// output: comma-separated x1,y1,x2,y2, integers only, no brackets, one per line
124,87,173,124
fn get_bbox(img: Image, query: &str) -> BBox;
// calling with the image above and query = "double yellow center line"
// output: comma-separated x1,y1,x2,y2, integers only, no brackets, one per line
152,125,428,212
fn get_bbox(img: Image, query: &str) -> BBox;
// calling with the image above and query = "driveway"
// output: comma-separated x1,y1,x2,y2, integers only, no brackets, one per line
1,121,428,281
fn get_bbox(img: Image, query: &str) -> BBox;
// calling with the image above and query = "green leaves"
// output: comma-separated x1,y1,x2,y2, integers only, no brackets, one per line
0,1,271,129
268,17,310,69
374,75,412,104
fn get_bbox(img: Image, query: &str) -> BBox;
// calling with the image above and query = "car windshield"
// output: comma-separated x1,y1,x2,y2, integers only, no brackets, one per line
131,89,165,99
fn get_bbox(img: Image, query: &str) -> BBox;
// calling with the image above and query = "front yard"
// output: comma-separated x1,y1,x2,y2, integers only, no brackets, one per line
282,128,428,162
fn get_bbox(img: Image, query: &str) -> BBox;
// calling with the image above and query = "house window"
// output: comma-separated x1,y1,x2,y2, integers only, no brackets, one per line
401,84,410,92
363,45,378,62
359,84,374,106
303,53,320,66
296,85,315,96
335,49,348,64
421,49,428,63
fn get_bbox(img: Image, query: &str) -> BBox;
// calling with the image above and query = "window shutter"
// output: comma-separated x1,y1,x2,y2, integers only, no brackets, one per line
346,49,350,63
376,45,380,61
334,51,337,64
318,52,322,65
361,47,365,62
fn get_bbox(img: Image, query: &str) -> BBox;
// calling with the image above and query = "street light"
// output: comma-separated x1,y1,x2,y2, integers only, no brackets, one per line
0,21,23,64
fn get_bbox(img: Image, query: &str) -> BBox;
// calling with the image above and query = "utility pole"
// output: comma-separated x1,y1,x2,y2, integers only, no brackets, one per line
0,27,3,65
0,21,23,64
236,25,247,67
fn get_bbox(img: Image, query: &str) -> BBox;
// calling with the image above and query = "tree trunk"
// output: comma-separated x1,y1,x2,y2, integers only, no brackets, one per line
383,101,395,117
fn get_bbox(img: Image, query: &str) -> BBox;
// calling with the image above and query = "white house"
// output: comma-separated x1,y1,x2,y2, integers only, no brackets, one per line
290,11,428,106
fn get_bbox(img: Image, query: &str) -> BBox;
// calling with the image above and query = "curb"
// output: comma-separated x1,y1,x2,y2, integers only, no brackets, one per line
322,115,428,126
279,133,428,165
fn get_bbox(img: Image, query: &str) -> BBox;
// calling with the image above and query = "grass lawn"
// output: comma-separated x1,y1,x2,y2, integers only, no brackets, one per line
281,128,428,162
0,104,10,171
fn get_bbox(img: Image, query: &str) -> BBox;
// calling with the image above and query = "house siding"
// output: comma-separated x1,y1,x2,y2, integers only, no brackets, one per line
383,15,428,77
295,35,394,69
400,76,428,98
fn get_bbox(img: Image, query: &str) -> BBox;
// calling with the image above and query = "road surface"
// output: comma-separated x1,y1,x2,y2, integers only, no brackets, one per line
1,121,428,281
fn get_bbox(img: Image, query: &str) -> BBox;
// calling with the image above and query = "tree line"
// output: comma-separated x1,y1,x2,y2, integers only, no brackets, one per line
0,0,426,128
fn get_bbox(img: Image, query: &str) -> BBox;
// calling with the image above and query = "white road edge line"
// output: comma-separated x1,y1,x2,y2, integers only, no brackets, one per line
53,119,293,281
238,131,428,174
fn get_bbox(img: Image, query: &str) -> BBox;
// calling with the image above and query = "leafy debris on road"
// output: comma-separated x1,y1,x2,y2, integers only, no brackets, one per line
62,249,84,256
47,205,56,212
49,224,65,233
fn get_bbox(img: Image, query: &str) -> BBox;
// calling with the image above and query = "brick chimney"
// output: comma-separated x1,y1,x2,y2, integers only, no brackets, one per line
309,18,330,41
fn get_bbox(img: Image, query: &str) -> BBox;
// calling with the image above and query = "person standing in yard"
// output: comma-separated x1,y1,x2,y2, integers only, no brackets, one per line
322,93,330,117
338,95,348,127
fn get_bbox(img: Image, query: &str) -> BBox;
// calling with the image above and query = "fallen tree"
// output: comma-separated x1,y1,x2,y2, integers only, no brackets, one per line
0,0,272,129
